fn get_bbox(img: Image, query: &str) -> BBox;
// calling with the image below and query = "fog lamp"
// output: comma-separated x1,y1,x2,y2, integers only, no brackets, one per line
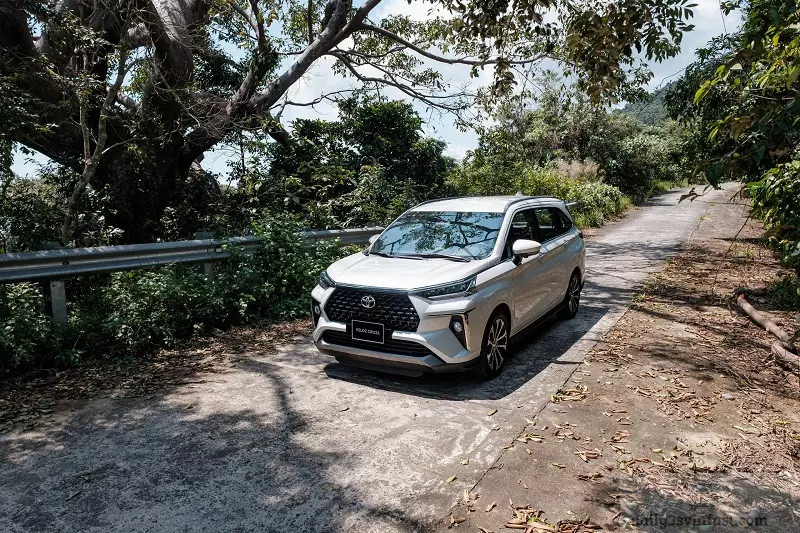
311,299,322,327
449,315,467,349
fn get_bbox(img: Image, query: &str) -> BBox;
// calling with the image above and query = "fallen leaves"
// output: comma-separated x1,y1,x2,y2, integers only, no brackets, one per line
551,385,588,403
575,448,602,462
518,433,546,443
505,503,555,531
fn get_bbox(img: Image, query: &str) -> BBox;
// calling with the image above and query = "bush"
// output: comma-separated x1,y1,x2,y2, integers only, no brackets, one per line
449,162,629,227
749,160,800,273
0,283,58,371
0,214,352,374
767,273,800,311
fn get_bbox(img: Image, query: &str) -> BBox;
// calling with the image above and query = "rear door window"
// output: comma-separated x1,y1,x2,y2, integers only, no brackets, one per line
533,207,569,241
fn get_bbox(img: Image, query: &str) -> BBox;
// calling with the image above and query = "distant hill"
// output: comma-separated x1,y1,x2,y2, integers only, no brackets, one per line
617,82,674,125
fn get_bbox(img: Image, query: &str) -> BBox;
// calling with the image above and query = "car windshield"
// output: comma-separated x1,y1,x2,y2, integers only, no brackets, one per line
370,211,505,260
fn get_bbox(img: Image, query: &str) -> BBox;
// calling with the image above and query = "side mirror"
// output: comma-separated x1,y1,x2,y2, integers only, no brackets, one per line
512,239,541,264
368,234,379,245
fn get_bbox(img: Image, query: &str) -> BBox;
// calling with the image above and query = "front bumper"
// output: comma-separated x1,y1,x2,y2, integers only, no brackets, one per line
311,284,485,375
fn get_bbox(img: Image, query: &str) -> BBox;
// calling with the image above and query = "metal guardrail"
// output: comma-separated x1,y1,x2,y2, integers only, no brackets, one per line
0,227,383,324
0,228,383,284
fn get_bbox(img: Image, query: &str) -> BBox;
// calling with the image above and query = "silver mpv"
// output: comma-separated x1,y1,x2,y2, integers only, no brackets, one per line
310,196,586,379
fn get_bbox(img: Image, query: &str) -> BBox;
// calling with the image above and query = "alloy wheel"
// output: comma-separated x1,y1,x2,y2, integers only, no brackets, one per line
486,316,508,371
568,276,580,313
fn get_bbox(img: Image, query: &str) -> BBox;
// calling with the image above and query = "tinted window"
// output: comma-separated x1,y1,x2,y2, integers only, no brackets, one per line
503,209,535,259
533,207,569,241
558,210,573,231
371,211,505,260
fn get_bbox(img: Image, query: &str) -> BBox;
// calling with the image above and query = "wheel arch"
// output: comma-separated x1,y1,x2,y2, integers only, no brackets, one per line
489,303,512,331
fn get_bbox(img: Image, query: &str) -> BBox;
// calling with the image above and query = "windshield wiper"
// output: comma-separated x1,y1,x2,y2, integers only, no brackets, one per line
367,251,422,259
408,253,471,262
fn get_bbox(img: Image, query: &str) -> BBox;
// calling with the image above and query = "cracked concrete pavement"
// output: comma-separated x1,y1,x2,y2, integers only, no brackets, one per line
0,184,744,532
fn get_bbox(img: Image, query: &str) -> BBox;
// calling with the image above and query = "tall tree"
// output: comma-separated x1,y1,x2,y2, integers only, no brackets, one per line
0,0,696,243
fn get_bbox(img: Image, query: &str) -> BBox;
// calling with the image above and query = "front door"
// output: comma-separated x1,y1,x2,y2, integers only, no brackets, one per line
506,209,550,333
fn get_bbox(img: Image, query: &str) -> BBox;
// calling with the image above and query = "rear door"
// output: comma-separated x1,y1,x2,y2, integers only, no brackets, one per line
531,206,570,310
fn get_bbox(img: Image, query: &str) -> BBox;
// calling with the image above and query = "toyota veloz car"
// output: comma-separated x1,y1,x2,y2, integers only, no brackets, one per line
310,196,585,379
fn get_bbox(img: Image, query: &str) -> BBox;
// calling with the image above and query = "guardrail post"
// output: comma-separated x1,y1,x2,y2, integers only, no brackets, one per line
41,242,68,326
195,232,214,278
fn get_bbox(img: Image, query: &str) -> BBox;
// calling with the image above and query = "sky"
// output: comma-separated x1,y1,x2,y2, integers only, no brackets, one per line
11,0,740,177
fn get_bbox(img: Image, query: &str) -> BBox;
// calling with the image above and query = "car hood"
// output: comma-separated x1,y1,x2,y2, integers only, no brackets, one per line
326,252,489,291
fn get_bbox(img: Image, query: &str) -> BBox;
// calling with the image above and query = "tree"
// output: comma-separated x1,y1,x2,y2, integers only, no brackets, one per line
667,0,799,268
0,0,697,243
464,78,684,199
238,97,455,227
666,0,799,184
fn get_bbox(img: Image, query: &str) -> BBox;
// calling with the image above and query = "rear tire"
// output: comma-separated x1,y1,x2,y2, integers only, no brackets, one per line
473,309,510,380
559,272,582,320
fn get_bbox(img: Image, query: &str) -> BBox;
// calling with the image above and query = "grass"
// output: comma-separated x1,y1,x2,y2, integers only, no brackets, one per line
767,273,800,311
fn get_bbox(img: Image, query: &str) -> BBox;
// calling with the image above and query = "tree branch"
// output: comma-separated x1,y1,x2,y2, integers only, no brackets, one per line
307,0,314,45
356,23,546,66
329,51,470,112
62,47,131,245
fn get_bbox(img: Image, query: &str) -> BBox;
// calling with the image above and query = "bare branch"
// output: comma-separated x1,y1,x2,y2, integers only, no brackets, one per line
356,23,546,66
63,47,131,245
227,0,259,35
270,89,356,114
307,0,314,45
329,51,470,112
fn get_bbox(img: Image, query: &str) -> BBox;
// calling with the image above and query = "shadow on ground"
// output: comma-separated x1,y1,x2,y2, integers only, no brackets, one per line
587,472,800,532
0,368,429,533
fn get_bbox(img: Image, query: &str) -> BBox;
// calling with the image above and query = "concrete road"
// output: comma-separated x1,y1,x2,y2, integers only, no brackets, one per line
0,185,745,532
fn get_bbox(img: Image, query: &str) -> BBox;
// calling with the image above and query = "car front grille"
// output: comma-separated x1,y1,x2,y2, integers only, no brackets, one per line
324,286,420,332
321,331,434,358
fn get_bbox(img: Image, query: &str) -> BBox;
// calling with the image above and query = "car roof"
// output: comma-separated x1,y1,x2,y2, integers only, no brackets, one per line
410,195,562,213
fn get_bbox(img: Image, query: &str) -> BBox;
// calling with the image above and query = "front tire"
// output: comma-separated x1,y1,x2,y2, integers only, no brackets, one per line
473,310,510,380
559,272,582,319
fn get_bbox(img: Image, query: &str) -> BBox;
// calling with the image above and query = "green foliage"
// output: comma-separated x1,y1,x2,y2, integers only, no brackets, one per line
463,79,685,207
450,162,629,227
0,283,57,372
767,273,800,311
749,159,800,271
667,0,799,184
0,214,351,374
230,98,455,229
617,83,673,125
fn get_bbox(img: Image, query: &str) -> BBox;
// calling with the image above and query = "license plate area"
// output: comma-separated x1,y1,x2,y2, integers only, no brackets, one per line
351,320,385,344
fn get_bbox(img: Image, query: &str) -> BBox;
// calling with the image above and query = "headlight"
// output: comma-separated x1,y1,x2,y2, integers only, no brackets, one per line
318,270,335,289
412,276,476,299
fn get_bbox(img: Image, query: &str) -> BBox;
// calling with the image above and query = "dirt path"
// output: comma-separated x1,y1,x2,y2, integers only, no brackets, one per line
438,197,800,532
2,185,784,533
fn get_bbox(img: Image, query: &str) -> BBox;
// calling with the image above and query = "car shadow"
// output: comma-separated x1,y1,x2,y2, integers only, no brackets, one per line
322,299,608,402
319,234,691,402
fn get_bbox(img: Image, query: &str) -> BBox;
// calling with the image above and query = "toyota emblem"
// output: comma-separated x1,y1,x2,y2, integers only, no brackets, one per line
361,295,376,309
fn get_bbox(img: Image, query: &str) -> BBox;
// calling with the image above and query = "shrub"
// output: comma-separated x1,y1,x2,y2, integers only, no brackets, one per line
0,283,58,371
449,162,629,227
749,160,800,273
0,214,353,374
767,273,800,311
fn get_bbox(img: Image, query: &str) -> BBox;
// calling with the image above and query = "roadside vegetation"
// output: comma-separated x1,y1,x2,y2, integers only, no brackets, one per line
0,89,686,374
1,0,797,375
